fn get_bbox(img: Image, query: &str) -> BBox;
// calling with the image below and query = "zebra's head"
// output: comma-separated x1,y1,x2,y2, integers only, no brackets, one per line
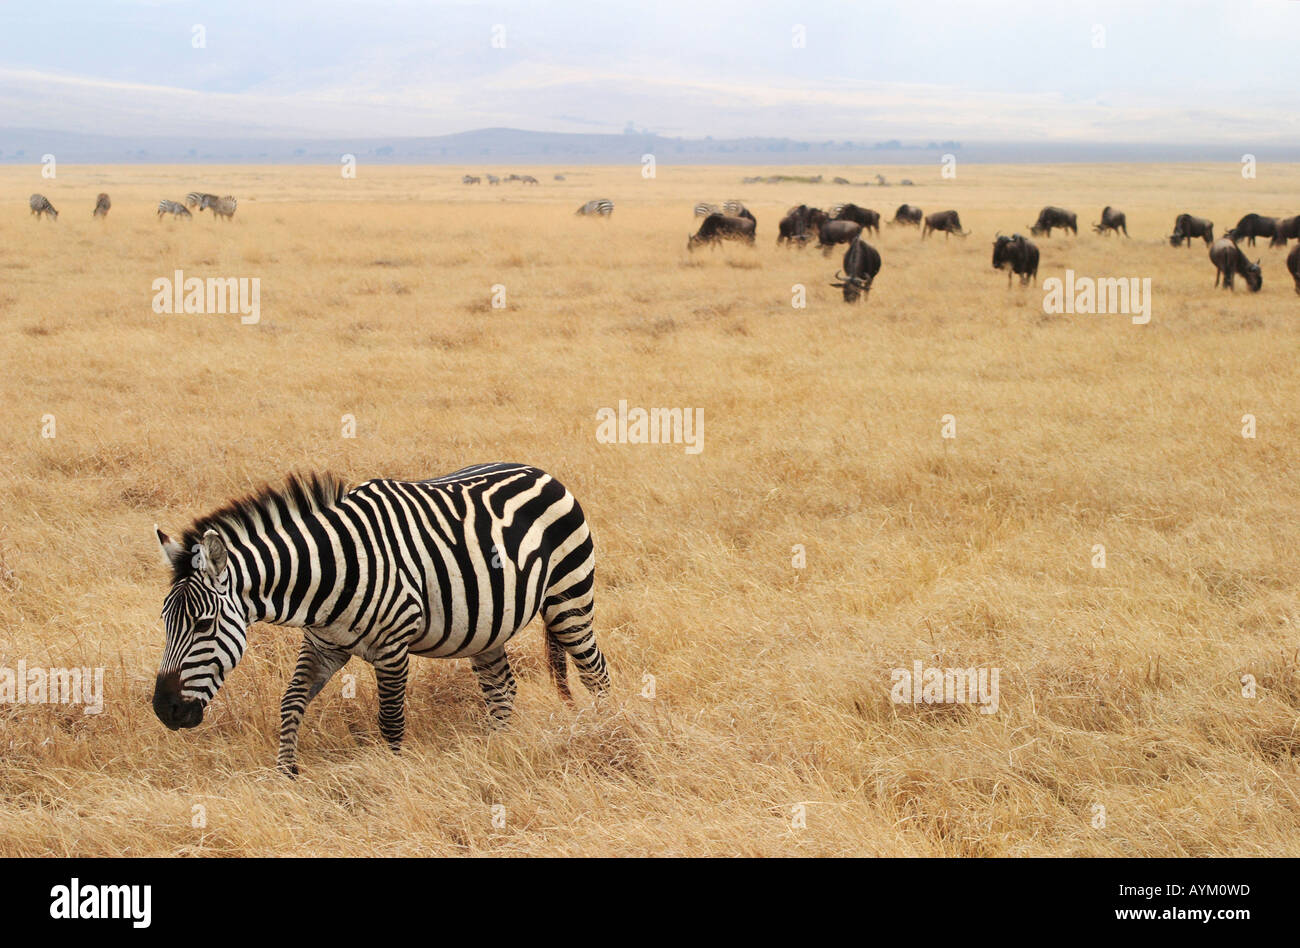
152,526,247,730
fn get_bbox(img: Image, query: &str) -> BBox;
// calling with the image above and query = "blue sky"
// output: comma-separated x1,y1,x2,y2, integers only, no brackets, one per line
1,0,1297,142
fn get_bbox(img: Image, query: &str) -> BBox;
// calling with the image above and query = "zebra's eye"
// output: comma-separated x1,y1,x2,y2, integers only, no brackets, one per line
193,618,214,636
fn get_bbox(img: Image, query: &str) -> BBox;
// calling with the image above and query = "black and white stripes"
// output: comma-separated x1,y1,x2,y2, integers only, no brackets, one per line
29,194,58,220
575,199,614,217
152,463,610,774
157,200,192,219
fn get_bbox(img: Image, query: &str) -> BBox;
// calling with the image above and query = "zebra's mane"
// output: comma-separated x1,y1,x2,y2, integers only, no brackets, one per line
171,473,350,582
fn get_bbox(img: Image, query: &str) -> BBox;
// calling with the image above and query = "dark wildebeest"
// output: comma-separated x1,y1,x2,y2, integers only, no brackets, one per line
688,213,756,251
777,205,828,246
1225,213,1278,247
828,238,882,303
1210,237,1262,292
834,204,880,235
1288,244,1300,295
922,210,968,239
1169,213,1214,248
991,234,1040,287
1029,206,1077,237
92,193,111,218
818,219,862,256
891,204,923,227
1269,215,1300,248
1093,206,1128,237
29,194,58,220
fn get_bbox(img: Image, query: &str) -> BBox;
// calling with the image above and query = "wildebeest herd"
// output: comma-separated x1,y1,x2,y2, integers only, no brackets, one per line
676,198,1300,300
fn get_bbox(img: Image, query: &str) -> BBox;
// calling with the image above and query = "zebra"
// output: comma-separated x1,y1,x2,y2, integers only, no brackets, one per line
462,175,481,184
92,193,111,218
151,463,611,775
575,199,614,217
520,174,539,185
485,174,500,185
694,202,720,218
158,200,192,219
722,200,748,217
210,195,237,220
29,194,58,220
554,174,566,181
186,191,218,210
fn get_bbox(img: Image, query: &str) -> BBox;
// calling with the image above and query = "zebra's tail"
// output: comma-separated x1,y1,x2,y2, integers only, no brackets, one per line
545,627,572,702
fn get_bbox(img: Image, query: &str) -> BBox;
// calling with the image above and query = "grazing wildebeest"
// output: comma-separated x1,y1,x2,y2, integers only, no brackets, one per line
687,213,756,251
1210,237,1262,292
1093,206,1128,237
991,234,1040,286
776,205,827,246
834,204,880,235
1169,213,1214,247
1029,206,1078,237
1225,213,1278,247
818,219,863,256
891,204,923,227
29,194,58,220
922,210,968,239
1269,215,1300,248
832,176,850,185
1288,244,1300,295
828,238,882,303
92,193,111,218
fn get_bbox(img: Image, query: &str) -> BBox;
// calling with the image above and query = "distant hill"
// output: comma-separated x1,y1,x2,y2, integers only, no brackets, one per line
0,126,1291,165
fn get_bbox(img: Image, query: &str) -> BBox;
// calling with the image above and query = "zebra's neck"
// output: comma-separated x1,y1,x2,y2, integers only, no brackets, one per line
220,507,336,629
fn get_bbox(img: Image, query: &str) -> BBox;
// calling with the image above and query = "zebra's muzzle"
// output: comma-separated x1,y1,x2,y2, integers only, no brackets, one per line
153,673,204,730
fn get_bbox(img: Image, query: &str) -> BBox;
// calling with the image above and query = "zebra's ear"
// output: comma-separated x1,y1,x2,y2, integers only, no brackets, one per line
200,530,228,580
155,525,185,568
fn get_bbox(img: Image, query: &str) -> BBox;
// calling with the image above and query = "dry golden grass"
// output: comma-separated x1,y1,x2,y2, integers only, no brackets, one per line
1,162,1299,856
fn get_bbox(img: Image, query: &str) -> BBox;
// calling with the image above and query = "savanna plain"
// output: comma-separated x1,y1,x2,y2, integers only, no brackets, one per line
1,162,1298,856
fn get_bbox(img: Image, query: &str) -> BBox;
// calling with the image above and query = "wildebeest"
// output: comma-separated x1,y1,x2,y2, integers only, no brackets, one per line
1169,213,1214,247
922,209,968,239
92,193,111,218
576,199,614,217
553,174,566,181
991,234,1039,286
818,219,862,255
1093,206,1128,237
29,194,57,220
520,175,539,185
828,238,882,303
1029,206,1077,237
157,199,192,220
832,176,850,185
1288,244,1300,295
776,205,828,246
834,204,880,235
891,204,923,227
687,213,756,251
1225,213,1278,247
1269,215,1300,248
1209,237,1262,292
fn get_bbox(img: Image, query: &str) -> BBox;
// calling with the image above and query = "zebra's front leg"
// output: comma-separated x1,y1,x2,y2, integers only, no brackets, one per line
278,637,351,777
373,651,410,754
470,646,517,728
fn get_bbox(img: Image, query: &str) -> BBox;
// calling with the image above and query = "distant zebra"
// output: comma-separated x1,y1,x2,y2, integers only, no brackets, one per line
554,174,566,181
576,199,614,217
694,202,720,218
93,193,111,218
485,174,501,185
210,195,237,221
29,194,58,220
186,191,218,210
462,175,481,185
520,175,539,185
151,463,611,775
158,200,193,219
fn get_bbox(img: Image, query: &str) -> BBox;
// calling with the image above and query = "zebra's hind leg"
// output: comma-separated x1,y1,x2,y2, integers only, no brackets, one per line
278,637,351,777
470,647,517,728
543,598,610,697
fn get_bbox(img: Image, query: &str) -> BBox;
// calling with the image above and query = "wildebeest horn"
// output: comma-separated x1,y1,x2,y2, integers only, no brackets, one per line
833,269,846,280
828,282,845,288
